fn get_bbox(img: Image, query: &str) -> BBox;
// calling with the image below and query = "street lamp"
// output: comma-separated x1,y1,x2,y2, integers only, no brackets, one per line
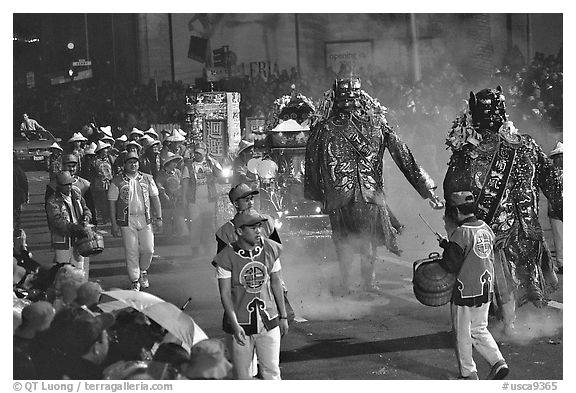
66,42,77,79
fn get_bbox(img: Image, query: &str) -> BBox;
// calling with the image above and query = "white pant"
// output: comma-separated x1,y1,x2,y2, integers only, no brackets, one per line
187,200,215,252
54,248,89,278
550,218,563,266
228,326,281,380
120,215,154,282
451,302,505,377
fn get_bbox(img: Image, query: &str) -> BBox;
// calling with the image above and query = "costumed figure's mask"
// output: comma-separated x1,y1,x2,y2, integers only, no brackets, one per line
333,76,362,114
469,86,508,132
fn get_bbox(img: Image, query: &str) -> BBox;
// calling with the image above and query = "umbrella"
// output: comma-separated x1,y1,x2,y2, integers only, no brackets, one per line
99,290,208,350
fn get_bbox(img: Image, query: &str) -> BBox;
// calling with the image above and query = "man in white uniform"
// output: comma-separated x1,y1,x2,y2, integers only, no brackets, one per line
108,152,162,290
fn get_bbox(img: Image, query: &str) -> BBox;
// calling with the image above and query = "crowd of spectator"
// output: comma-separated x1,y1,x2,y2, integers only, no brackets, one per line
14,48,563,143
13,253,232,380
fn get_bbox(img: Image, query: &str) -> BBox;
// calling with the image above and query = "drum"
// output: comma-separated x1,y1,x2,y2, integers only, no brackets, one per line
75,228,105,257
412,252,456,307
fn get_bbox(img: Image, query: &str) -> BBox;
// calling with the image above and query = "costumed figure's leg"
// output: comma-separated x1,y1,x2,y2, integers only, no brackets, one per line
360,242,381,293
513,237,558,307
494,227,559,335
329,207,355,293
334,236,354,292
492,243,517,336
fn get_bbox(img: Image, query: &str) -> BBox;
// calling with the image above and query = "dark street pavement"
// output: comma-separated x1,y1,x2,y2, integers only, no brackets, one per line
16,170,564,381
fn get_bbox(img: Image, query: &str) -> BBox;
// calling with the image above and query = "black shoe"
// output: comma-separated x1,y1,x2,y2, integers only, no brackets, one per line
487,360,509,380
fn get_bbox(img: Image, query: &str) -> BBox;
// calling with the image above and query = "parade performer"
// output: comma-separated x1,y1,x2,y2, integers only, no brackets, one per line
443,87,562,335
155,152,189,237
46,154,96,227
214,183,284,379
215,183,280,254
231,139,258,189
140,137,162,178
161,129,186,163
45,171,92,275
438,191,508,380
91,141,114,225
216,184,291,321
112,140,143,176
305,76,443,294
108,152,162,291
129,128,145,142
67,132,88,172
46,142,63,181
213,209,289,380
80,141,95,173
182,142,222,256
114,134,128,155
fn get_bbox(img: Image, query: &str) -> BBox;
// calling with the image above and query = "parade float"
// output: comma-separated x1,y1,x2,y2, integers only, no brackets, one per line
249,87,332,255
183,88,241,227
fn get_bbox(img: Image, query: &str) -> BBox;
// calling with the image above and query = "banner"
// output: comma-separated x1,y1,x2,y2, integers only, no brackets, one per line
227,92,241,154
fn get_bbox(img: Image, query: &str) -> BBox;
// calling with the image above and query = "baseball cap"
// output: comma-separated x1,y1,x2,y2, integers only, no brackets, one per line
62,154,78,165
56,171,74,186
232,208,268,228
446,191,475,207
20,301,56,332
228,183,259,203
75,281,103,308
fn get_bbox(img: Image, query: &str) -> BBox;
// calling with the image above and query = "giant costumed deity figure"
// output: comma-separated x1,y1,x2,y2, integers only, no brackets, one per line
305,76,443,294
443,86,562,334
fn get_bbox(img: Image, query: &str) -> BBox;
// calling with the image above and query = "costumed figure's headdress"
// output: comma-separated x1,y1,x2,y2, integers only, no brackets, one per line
312,76,390,130
265,84,316,130
469,86,508,131
446,86,517,152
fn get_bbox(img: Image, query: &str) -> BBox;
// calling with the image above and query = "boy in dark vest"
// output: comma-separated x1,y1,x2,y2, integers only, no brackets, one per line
439,191,508,380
